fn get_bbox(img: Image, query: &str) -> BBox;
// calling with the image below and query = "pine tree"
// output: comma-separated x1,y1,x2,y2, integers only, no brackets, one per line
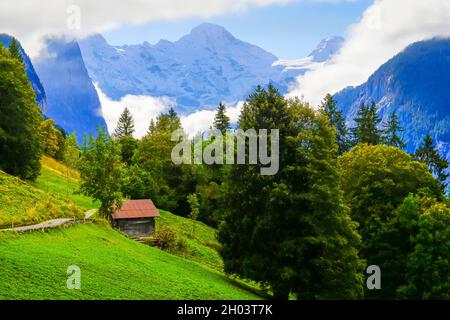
351,102,382,146
8,38,23,63
148,108,181,134
415,135,449,192
114,107,135,138
383,112,406,149
213,102,231,134
320,94,351,155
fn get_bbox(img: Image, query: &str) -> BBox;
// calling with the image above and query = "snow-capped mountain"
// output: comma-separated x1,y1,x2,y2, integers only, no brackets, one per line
79,23,343,113
33,37,107,140
273,36,344,80
334,38,450,160
0,34,47,111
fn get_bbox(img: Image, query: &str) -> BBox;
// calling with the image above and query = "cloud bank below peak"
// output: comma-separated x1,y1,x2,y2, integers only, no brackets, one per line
97,84,243,139
288,0,450,106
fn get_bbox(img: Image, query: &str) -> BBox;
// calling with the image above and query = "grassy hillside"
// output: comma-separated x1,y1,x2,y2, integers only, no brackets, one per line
0,169,84,228
35,156,99,210
0,223,261,300
158,210,223,271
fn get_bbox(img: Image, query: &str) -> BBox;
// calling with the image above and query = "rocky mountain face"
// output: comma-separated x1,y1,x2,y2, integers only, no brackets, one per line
33,37,107,140
334,38,450,160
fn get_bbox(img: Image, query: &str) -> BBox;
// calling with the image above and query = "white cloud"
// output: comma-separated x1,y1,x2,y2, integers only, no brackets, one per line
0,0,293,57
180,102,244,137
288,0,450,106
95,84,175,138
96,82,243,138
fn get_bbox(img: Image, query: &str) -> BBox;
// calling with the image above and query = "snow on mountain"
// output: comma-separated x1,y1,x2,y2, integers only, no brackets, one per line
79,24,341,115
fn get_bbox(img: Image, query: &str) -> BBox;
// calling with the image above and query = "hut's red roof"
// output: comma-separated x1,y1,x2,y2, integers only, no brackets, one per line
112,199,160,220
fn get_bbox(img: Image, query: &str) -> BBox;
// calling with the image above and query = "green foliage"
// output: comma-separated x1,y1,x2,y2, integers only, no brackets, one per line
41,118,65,158
148,107,181,135
0,45,44,180
219,85,364,300
398,202,450,299
79,128,123,218
0,224,261,299
383,112,406,149
339,144,442,298
320,94,351,155
7,38,23,62
137,109,194,214
415,135,449,193
351,102,383,145
118,135,139,166
113,107,135,138
187,193,200,237
213,102,231,134
121,164,157,200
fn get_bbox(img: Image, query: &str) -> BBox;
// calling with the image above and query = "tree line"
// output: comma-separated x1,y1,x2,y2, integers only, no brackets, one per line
78,85,450,300
2,37,450,299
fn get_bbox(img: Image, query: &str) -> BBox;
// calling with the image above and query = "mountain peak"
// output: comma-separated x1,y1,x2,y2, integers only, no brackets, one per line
308,36,344,62
186,23,235,41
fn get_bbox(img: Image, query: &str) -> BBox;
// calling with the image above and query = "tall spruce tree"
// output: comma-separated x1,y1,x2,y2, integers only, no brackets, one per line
383,112,406,149
213,102,231,134
320,94,351,155
351,102,382,146
415,135,449,192
219,85,364,300
8,38,23,63
114,107,135,138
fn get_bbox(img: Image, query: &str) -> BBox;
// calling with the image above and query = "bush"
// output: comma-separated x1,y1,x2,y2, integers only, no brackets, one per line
154,224,187,254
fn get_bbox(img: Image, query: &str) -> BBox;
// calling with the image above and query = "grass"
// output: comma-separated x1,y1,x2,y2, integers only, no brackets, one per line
0,169,84,228
0,156,265,299
157,210,224,271
34,156,100,211
0,223,262,300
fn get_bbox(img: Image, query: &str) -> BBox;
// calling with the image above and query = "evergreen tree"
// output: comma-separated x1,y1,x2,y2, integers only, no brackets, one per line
219,85,364,300
148,107,181,134
320,94,351,155
0,45,43,180
415,135,449,192
351,102,383,146
187,193,200,238
114,107,135,138
8,38,23,63
213,102,231,134
384,112,406,149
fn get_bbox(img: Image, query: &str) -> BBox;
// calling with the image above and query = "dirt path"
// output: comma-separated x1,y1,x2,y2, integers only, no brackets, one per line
0,211,95,233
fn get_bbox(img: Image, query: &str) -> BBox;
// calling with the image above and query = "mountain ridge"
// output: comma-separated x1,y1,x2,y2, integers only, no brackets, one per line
334,37,450,160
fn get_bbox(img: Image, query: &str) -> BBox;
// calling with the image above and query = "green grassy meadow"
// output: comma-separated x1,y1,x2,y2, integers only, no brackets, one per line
0,223,260,299
35,156,100,210
0,169,84,228
0,157,262,300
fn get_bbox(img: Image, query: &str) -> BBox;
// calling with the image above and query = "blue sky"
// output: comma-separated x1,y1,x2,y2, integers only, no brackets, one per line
104,0,373,59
